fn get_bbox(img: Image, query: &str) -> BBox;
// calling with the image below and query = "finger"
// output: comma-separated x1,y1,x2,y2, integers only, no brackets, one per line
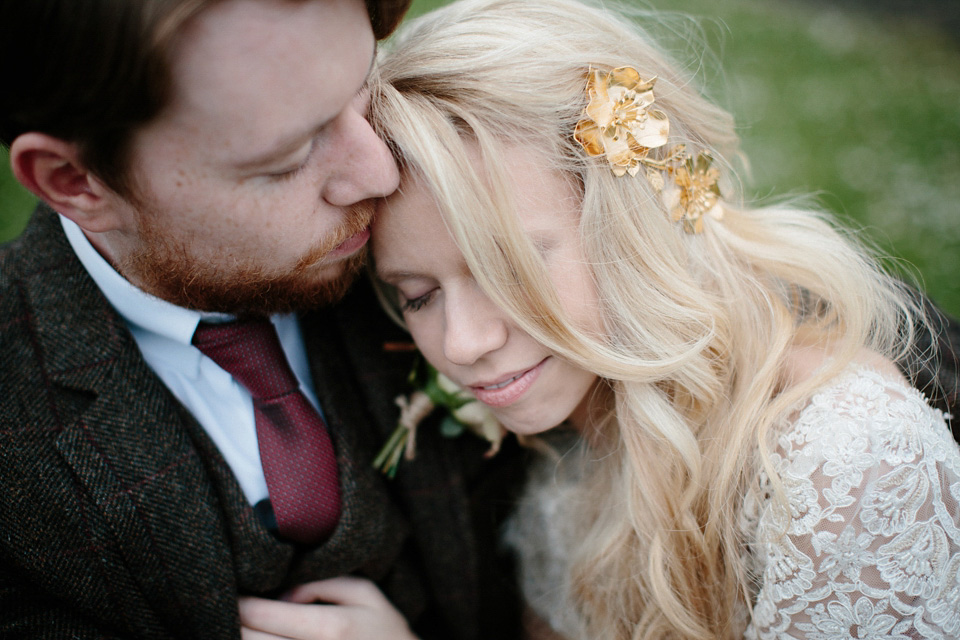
240,625,292,640
283,577,386,608
240,596,341,638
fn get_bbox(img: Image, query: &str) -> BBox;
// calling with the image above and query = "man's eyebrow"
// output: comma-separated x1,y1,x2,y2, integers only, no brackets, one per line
235,44,378,172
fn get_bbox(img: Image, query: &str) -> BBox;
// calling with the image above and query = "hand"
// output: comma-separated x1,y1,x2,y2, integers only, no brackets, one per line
239,576,419,640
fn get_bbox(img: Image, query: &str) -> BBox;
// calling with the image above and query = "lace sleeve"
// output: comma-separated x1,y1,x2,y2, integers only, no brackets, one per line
746,368,960,639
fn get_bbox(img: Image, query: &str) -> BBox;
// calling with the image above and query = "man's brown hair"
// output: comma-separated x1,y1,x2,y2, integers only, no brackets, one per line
0,0,411,196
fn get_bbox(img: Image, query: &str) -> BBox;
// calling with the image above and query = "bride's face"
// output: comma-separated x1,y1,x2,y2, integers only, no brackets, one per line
372,145,602,436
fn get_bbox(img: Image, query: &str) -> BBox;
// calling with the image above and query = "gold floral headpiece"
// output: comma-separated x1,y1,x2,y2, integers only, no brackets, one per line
574,66,723,234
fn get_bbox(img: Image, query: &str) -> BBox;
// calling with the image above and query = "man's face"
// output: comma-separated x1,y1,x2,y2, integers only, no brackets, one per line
108,0,399,314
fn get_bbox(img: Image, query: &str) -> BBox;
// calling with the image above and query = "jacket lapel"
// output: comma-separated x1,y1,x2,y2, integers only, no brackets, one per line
23,207,241,638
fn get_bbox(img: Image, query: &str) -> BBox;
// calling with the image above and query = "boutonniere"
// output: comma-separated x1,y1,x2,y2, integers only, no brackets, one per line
373,358,506,477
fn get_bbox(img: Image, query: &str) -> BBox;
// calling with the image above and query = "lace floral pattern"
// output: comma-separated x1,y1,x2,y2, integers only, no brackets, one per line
744,367,960,639
504,367,960,639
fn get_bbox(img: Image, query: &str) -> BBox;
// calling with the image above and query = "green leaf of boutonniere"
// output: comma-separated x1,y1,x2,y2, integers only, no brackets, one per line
373,357,506,478
439,415,465,438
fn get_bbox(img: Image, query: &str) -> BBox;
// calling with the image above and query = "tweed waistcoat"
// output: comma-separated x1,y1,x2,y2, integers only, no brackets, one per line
177,308,428,618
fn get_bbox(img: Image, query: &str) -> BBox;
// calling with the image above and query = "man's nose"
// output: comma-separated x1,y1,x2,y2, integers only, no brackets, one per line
322,110,400,207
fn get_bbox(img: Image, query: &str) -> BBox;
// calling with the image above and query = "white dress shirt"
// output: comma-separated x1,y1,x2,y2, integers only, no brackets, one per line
60,215,322,506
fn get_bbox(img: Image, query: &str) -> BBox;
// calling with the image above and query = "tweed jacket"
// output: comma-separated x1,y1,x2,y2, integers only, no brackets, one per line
0,205,523,639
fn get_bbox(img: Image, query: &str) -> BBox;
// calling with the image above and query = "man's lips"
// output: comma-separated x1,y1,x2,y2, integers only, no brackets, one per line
328,227,371,259
468,358,548,408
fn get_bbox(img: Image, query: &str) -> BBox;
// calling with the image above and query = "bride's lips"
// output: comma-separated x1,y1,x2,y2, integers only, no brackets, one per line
468,358,548,408
329,227,370,259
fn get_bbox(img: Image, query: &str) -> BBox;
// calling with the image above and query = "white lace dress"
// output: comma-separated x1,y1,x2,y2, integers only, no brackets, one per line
502,367,960,639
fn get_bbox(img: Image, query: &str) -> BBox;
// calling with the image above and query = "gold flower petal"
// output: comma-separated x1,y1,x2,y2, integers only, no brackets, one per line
671,202,685,222
585,69,614,127
632,87,656,111
627,108,670,149
586,68,606,101
646,168,665,191
608,66,642,90
574,119,606,157
706,201,724,221
601,132,636,169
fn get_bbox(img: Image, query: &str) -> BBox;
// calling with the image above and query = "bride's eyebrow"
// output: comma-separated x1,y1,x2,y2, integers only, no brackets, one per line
375,267,424,284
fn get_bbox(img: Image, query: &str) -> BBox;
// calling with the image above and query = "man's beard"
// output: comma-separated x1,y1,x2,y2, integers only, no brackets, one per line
118,204,373,315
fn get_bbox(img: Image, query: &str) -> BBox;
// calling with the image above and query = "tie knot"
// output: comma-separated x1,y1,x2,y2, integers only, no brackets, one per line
193,319,299,401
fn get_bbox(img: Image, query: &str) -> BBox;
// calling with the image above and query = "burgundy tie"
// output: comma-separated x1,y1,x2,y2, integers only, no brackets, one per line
192,318,340,543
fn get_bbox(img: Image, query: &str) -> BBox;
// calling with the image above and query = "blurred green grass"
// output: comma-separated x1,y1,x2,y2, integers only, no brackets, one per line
0,147,34,242
3,0,957,315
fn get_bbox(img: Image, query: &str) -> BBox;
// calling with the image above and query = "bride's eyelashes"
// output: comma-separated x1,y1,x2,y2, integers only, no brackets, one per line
400,289,437,313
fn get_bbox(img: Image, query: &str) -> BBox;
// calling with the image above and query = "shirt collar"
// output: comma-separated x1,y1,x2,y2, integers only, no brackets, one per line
60,215,234,345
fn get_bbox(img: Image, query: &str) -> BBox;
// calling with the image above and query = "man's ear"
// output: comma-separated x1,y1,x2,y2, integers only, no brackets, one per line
9,132,124,233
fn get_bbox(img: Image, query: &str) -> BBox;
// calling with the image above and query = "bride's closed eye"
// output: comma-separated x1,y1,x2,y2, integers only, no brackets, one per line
400,289,437,313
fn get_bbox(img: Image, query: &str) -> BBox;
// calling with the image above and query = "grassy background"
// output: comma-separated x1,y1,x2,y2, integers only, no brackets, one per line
3,0,957,315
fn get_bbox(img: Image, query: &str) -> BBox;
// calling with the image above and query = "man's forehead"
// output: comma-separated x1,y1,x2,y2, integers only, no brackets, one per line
169,0,373,87
158,0,375,147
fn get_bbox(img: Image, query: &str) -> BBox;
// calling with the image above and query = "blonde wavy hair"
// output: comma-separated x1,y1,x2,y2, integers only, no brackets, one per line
372,0,925,637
